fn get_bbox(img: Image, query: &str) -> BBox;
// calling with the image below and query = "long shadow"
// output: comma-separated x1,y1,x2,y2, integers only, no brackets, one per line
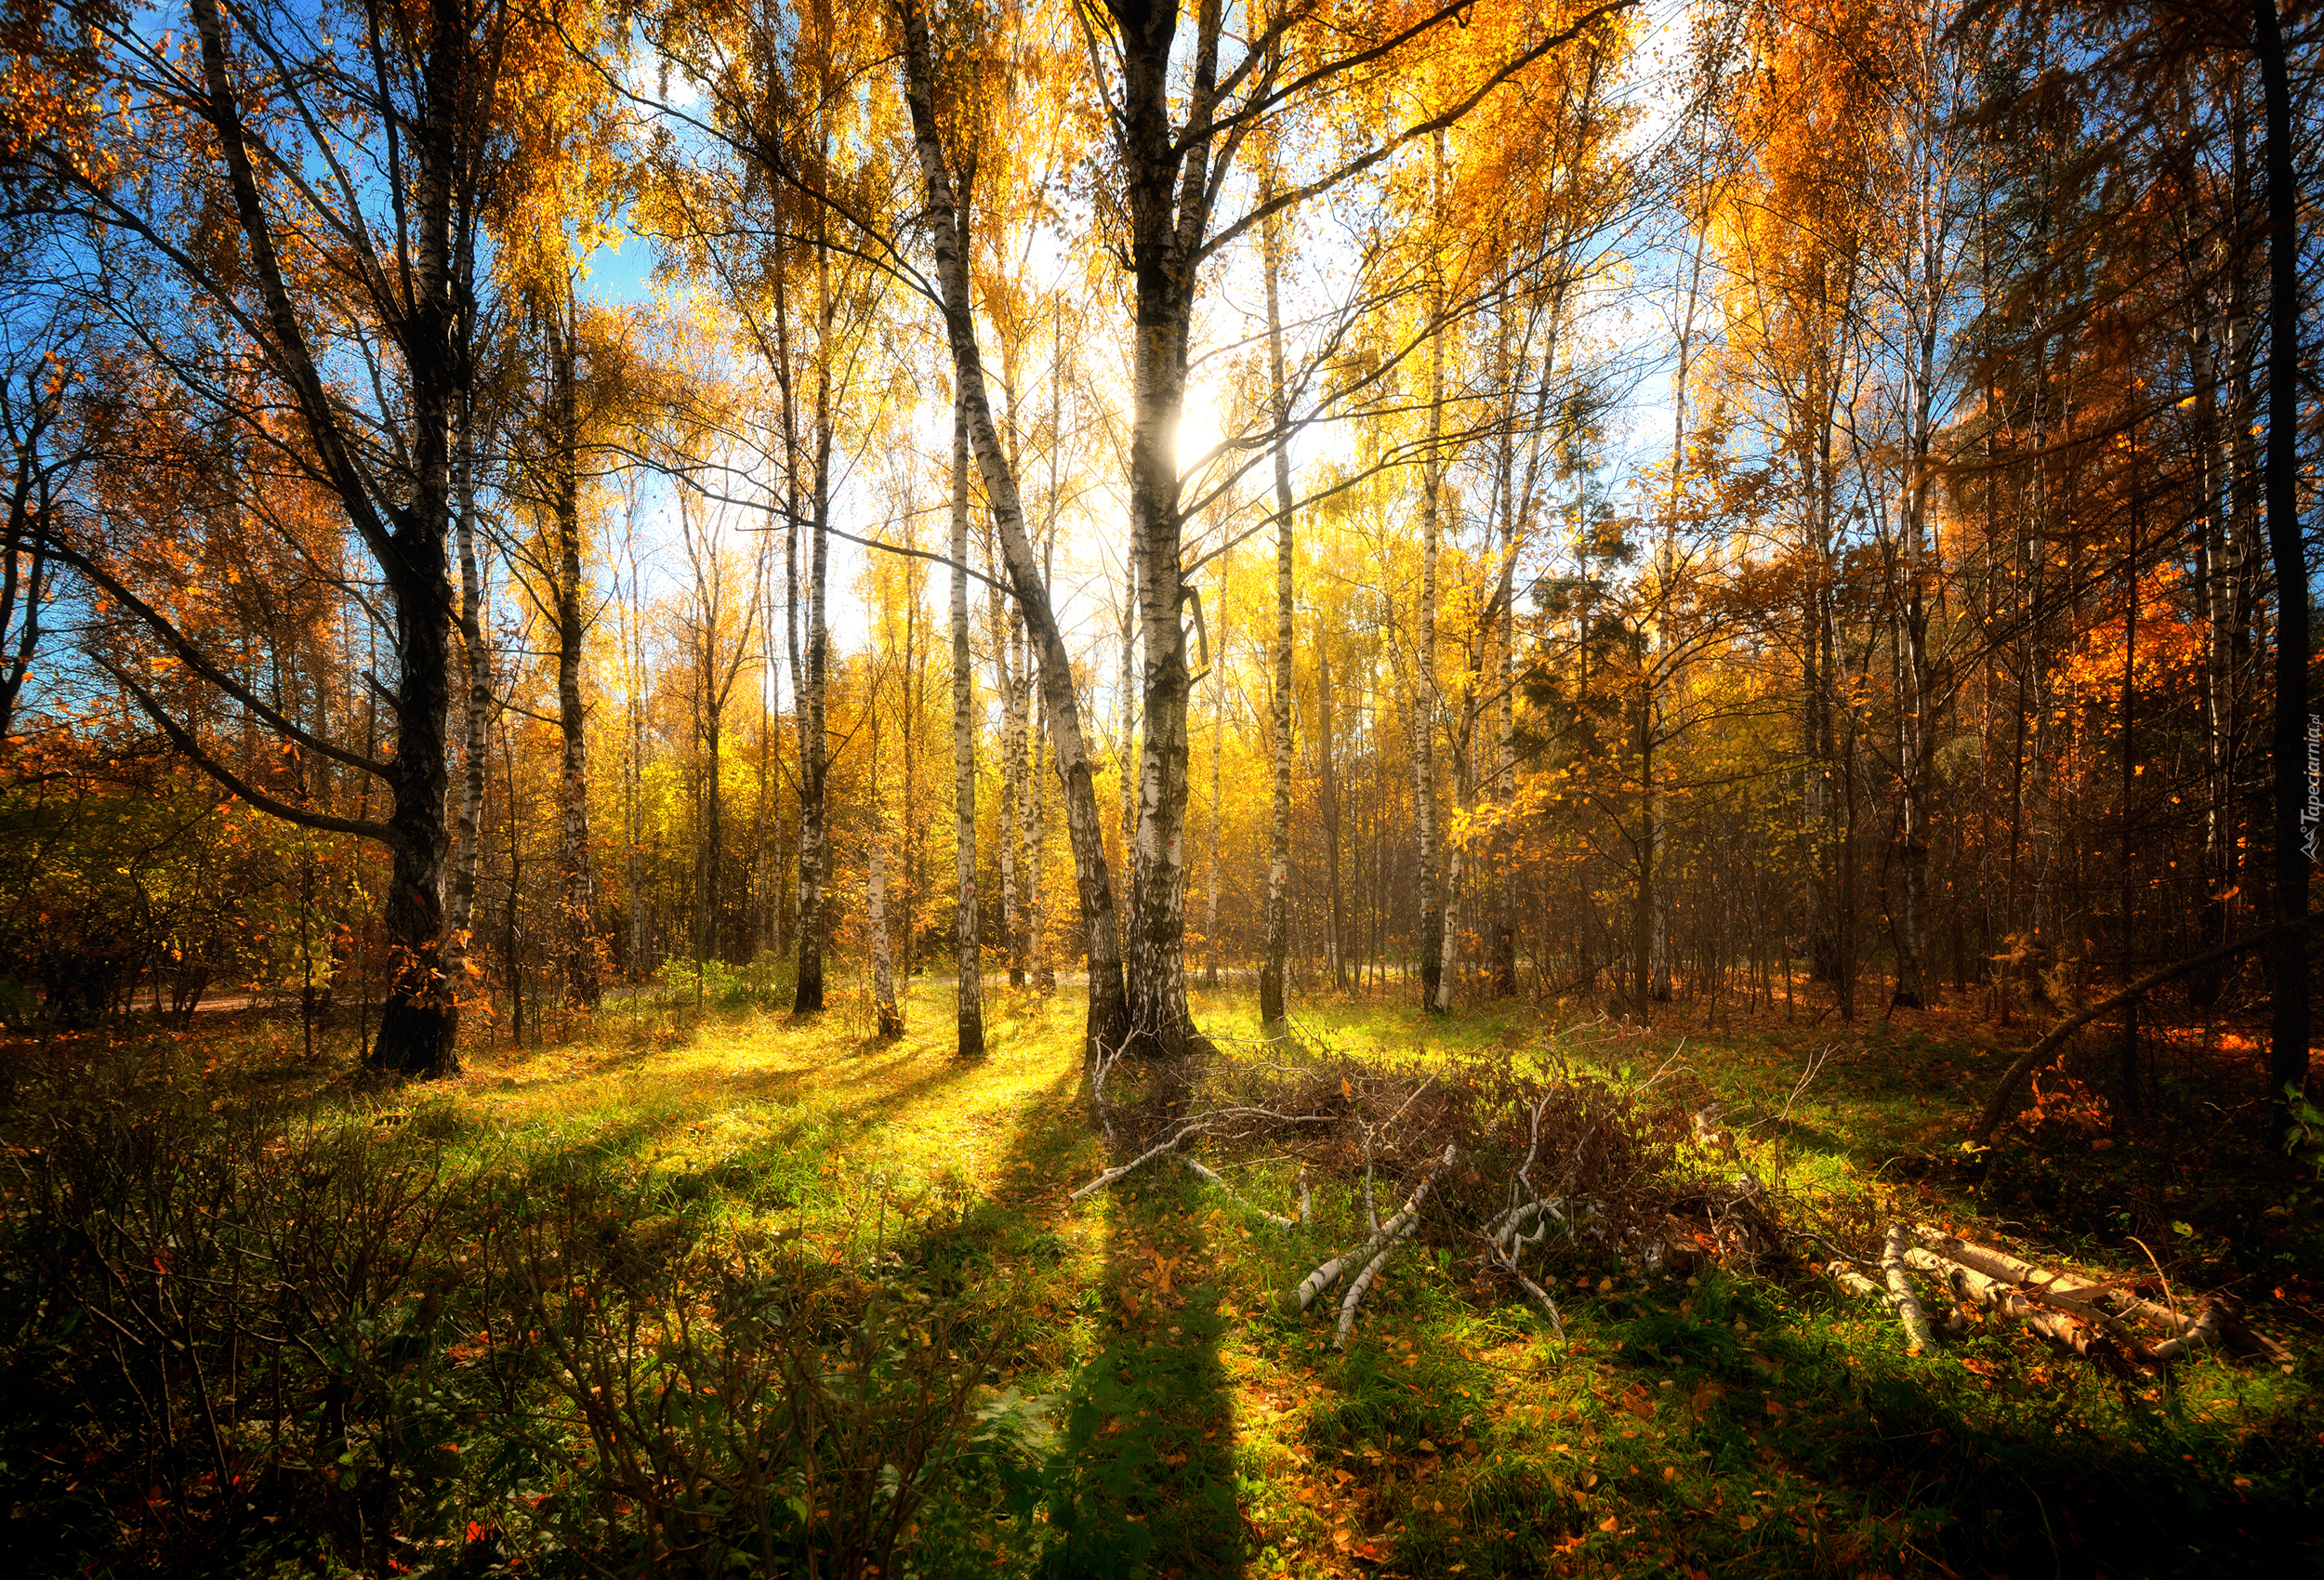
1010,1085,1248,1580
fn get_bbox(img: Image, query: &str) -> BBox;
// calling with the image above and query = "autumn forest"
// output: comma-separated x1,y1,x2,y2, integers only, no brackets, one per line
0,0,2318,1575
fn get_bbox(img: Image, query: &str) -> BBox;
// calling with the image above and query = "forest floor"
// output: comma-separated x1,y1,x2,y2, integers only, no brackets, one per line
7,982,2321,1579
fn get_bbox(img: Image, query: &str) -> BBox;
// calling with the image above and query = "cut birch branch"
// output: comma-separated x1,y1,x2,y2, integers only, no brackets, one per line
1335,1234,1406,1347
1825,1259,1882,1300
1069,1123,1208,1201
1489,1238,1566,1336
2146,1305,2223,1364
1288,1144,1457,1315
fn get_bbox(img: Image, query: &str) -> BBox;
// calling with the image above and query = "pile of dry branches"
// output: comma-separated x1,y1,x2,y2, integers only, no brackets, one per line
1074,1038,1780,1345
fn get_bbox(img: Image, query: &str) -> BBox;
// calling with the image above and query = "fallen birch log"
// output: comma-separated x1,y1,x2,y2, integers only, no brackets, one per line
1902,1231,2230,1364
1900,1246,2095,1352
1909,1226,2193,1336
1069,1122,1208,1201
1882,1224,1939,1355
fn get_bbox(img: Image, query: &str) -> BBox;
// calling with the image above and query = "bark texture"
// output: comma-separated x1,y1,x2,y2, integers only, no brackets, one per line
1261,193,1295,1027
950,396,985,1058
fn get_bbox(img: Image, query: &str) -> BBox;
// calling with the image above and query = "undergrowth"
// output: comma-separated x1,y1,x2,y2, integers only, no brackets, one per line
0,985,2315,1579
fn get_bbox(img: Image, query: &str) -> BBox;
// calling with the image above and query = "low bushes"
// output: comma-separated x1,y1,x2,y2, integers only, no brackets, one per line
0,1046,1037,1578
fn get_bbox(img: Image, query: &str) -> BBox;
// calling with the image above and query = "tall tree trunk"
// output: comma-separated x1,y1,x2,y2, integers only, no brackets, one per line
792,407,832,1013
1632,675,1657,1015
1006,611,1029,987
1261,191,1295,1027
870,714,902,1038
190,0,464,1075
897,0,1129,1060
1416,321,1445,1015
2255,0,2311,1133
1016,612,1039,984
546,288,600,1009
1892,354,1937,1013
1319,645,1345,992
448,405,489,982
2192,317,2234,1004
902,541,922,986
1121,555,1139,868
950,395,984,1058
985,538,1019,983
1206,639,1221,991
1440,716,1468,1013
1492,362,1520,1000
1030,680,1053,992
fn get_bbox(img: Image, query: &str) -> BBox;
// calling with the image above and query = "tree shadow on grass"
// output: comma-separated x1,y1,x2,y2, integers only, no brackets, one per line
954,1059,1248,1580
1037,1163,1246,1580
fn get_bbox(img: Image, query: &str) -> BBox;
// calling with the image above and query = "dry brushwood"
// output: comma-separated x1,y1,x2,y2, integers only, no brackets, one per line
1071,1039,1768,1346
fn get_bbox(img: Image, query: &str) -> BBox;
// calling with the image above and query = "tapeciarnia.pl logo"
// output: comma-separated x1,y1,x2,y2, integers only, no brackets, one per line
2306,714,2321,863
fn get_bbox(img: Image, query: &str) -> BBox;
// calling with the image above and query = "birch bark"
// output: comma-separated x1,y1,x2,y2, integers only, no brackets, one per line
1261,190,1295,1026
950,395,984,1057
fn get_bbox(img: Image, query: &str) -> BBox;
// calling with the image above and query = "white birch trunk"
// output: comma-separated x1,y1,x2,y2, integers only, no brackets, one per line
949,393,984,1056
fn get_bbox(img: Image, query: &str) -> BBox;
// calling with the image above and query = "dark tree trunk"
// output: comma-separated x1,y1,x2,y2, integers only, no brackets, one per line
2255,0,2310,1134
546,286,599,1009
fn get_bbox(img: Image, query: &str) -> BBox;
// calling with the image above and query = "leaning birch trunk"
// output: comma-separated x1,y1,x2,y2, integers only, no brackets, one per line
949,395,984,1058
1260,188,1296,1027
1971,926,2297,1142
898,2,1129,1060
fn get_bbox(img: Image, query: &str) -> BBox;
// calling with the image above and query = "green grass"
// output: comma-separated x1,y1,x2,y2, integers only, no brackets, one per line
9,981,2318,1579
